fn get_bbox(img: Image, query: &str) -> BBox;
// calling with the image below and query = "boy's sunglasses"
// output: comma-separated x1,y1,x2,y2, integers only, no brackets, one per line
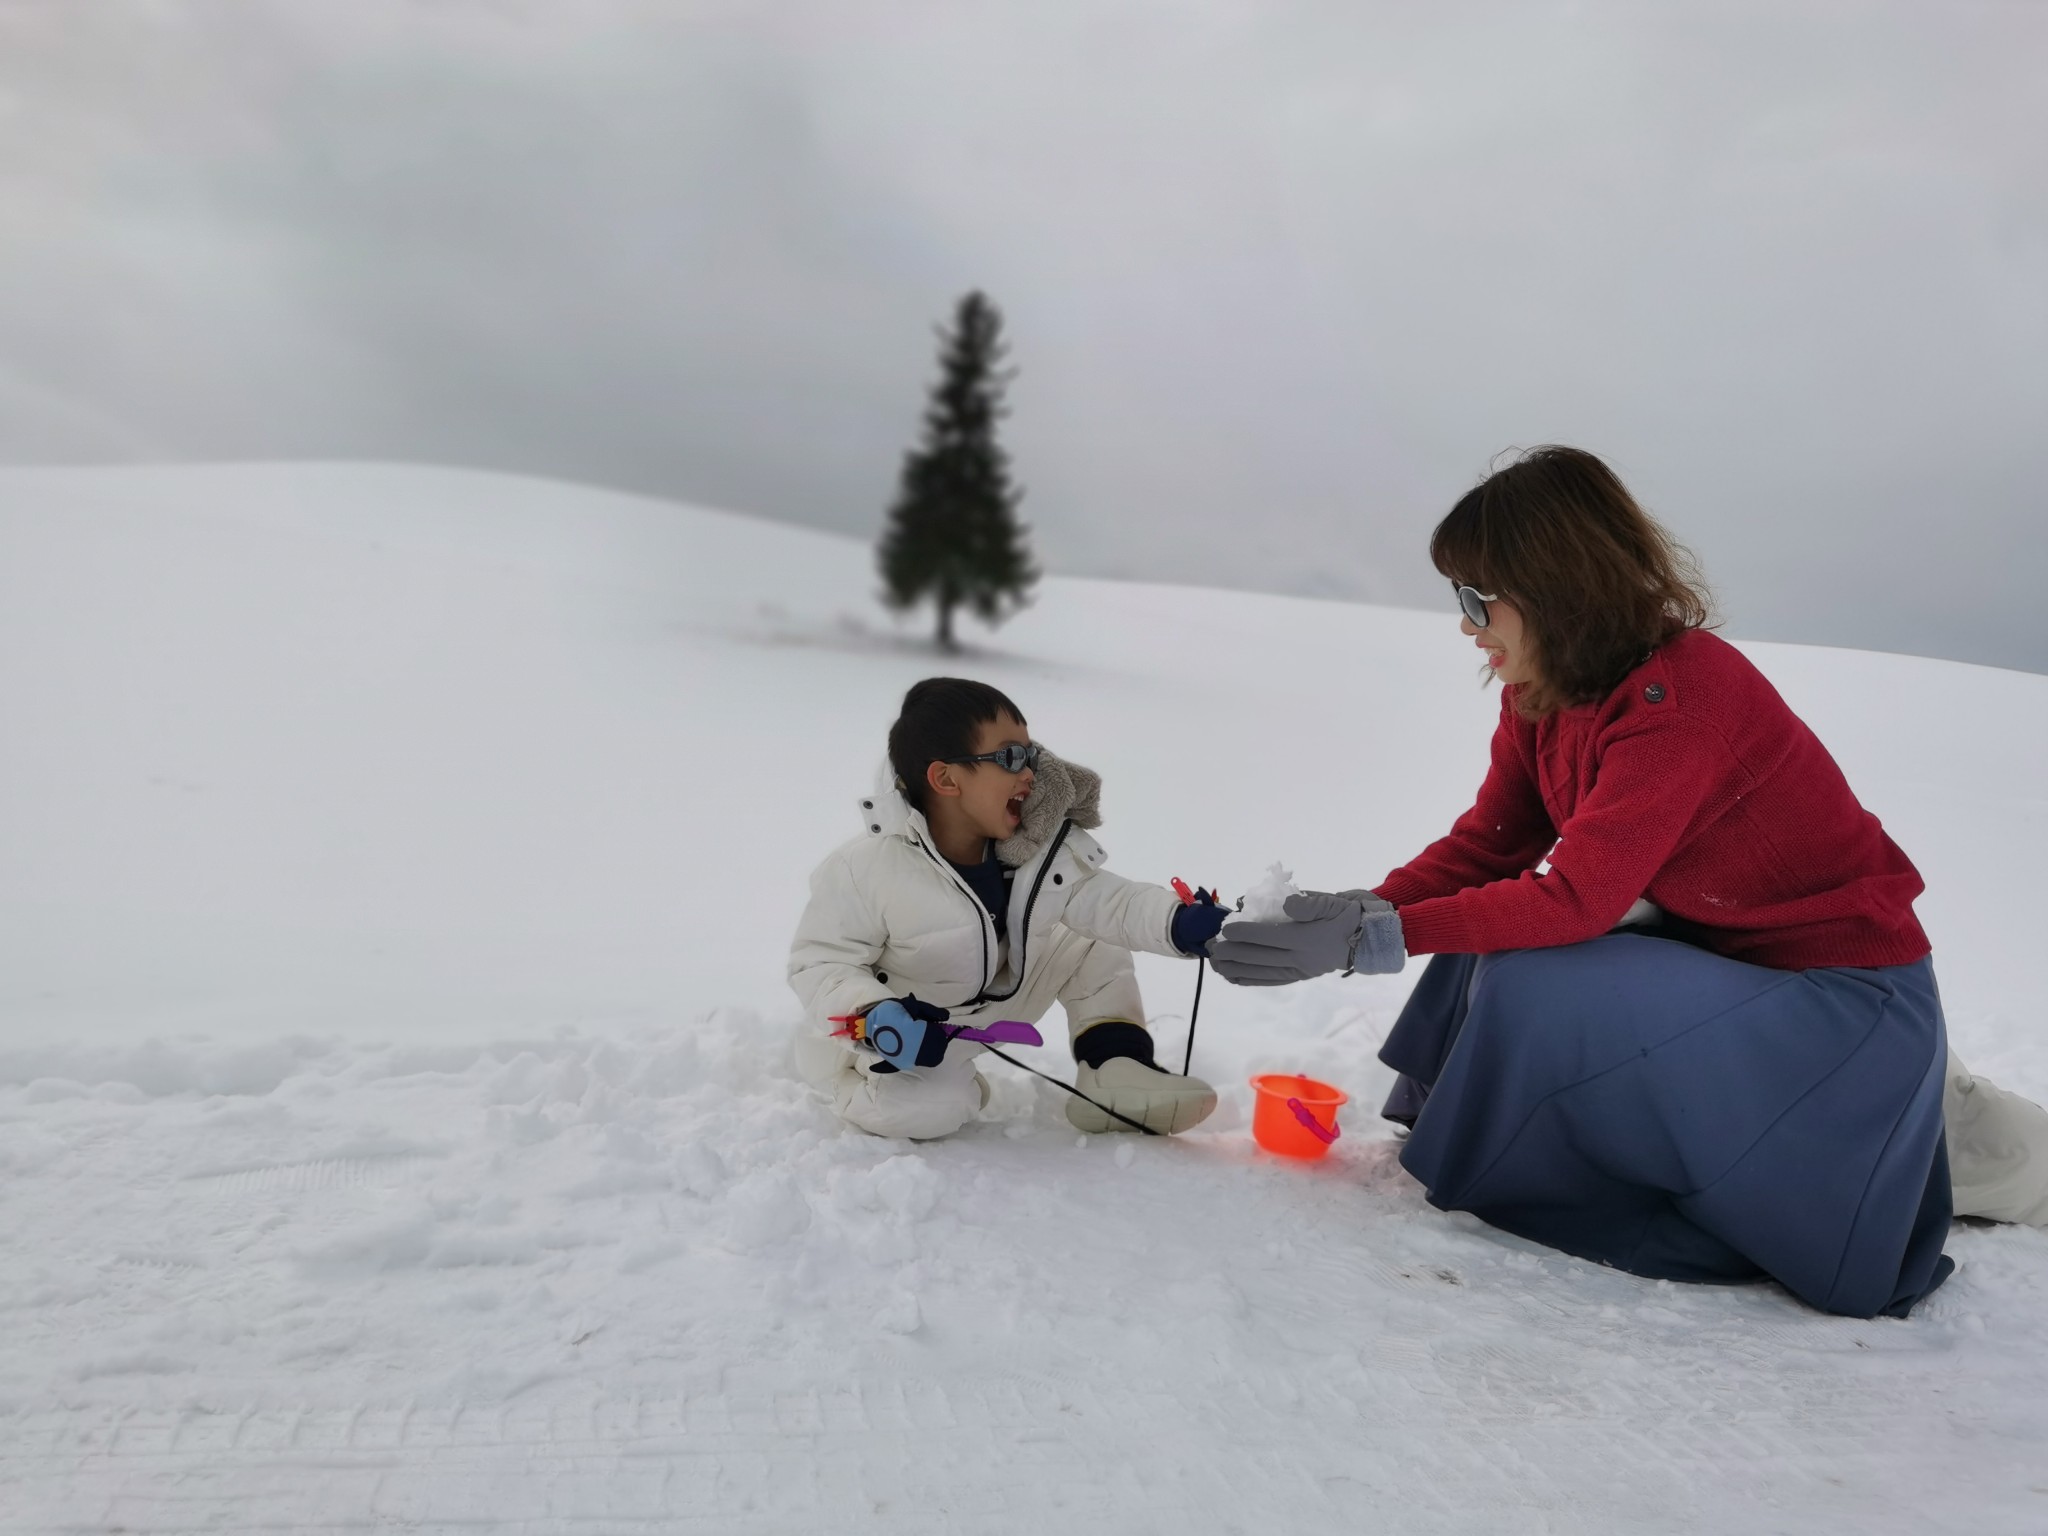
1454,584,1501,629
947,742,1041,775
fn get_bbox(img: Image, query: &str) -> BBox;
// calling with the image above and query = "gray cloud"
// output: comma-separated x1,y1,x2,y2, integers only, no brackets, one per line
2,0,2043,666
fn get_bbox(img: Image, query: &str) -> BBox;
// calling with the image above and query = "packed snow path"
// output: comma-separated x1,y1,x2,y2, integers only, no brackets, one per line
3,466,2045,1533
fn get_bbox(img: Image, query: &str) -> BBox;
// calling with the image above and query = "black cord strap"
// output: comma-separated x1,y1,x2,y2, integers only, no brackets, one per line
973,907,1214,1140
977,1043,1161,1136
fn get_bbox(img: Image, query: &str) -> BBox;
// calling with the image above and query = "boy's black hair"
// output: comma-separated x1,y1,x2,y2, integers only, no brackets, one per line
888,677,1026,813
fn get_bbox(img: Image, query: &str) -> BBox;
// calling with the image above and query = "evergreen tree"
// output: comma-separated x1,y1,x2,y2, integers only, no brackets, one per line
879,291,1037,650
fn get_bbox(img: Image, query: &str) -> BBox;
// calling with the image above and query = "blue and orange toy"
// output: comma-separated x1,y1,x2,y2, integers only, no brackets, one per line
832,1006,1044,1071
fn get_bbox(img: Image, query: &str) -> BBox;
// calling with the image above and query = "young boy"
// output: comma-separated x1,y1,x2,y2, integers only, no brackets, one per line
789,677,1228,1140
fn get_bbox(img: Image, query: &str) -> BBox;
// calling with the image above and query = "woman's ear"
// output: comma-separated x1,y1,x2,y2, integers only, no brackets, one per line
925,761,962,800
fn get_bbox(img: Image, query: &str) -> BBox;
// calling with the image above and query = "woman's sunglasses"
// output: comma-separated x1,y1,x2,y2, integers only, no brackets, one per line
947,742,1041,775
1454,584,1501,629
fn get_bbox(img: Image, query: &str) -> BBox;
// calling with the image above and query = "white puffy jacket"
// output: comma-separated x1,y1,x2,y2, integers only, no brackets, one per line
788,766,1186,1050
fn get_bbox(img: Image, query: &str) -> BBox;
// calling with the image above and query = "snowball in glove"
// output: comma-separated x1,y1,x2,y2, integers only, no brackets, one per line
1210,889,1405,986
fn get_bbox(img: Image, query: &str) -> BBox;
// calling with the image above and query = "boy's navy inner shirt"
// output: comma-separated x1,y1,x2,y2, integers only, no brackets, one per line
950,842,1013,931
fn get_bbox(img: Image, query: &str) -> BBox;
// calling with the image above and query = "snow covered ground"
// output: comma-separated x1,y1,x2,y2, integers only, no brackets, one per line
2,463,2044,1533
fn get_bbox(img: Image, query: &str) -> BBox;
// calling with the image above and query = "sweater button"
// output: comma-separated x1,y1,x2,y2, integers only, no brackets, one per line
1053,873,1063,884
876,972,888,984
1644,683,1667,703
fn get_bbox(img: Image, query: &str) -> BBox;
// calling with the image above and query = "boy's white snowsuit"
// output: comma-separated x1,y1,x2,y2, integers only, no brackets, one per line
789,764,1187,1140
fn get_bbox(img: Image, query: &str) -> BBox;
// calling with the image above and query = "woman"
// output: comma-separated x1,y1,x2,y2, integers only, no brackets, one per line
1211,446,2043,1318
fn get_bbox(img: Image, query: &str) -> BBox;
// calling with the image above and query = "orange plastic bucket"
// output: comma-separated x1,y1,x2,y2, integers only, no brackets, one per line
1249,1074,1348,1159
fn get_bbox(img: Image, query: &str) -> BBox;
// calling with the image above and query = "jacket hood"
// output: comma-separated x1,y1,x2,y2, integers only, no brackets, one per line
856,748,1103,867
995,749,1101,867
858,760,923,842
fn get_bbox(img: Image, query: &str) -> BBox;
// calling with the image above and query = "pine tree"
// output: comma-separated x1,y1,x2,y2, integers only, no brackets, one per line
879,291,1038,650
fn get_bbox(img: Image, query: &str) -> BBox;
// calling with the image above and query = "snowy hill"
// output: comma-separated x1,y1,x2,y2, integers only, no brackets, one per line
2,463,2044,1533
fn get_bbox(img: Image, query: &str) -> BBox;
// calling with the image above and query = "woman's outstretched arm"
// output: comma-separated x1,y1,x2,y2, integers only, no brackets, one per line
1392,711,1722,954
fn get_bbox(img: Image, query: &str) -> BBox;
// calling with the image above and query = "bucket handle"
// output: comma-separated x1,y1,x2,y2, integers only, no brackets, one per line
1287,1097,1340,1145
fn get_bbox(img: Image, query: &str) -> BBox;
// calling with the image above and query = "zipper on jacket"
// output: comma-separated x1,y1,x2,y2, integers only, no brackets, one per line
912,834,996,1006
912,819,1073,1013
967,820,1073,1008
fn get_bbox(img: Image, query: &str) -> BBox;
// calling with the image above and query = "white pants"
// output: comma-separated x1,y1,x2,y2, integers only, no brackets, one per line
793,1039,991,1140
1946,1051,2048,1225
793,928,1145,1141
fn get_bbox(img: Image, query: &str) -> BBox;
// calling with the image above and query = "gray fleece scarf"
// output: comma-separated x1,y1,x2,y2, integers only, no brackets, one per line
995,748,1101,868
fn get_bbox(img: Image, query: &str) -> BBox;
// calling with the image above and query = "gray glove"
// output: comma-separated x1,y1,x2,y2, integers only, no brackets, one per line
1207,888,1404,987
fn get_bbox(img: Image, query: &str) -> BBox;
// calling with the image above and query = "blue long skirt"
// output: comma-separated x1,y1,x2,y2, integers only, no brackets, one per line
1379,933,1954,1318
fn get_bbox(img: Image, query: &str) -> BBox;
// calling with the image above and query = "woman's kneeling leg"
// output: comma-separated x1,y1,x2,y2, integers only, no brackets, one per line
1382,936,1953,1317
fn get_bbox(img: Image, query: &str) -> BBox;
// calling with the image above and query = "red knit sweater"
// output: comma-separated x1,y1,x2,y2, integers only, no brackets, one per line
1374,629,1931,971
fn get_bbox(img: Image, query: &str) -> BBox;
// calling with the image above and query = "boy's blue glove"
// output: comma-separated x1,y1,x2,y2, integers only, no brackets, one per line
864,996,952,1071
1169,888,1230,956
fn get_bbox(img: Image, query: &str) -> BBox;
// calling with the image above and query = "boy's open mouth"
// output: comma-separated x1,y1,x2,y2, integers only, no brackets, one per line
1005,790,1028,823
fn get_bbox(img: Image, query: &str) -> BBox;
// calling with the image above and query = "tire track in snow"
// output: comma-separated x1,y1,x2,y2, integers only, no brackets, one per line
181,1153,433,1198
0,1392,1318,1533
3,1361,2029,1536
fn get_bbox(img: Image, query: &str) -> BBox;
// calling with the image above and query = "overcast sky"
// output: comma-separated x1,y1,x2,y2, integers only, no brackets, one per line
3,1,2044,669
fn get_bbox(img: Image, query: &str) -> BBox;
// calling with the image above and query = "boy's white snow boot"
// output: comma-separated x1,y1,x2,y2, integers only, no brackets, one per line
1067,1056,1217,1135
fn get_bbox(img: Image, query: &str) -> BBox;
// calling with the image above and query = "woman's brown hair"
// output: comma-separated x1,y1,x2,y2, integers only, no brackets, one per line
1431,447,1713,719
